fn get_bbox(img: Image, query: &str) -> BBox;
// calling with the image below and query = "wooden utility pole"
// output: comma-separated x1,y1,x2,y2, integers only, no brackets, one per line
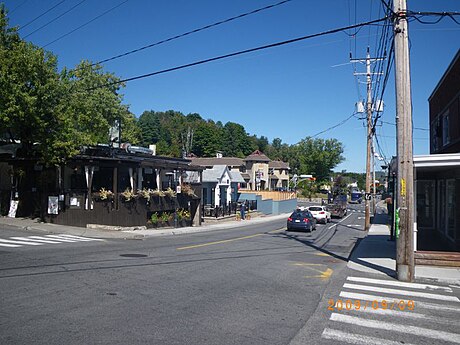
351,48,383,231
394,0,415,282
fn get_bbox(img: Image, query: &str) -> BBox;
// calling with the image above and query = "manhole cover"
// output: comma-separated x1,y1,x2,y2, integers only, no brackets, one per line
106,292,117,296
120,253,148,258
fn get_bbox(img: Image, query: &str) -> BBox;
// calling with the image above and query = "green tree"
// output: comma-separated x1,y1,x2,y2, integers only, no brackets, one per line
192,120,223,157
222,122,256,157
294,137,345,182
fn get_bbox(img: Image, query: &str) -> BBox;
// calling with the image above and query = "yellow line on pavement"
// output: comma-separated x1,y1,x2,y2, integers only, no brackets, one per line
176,234,263,251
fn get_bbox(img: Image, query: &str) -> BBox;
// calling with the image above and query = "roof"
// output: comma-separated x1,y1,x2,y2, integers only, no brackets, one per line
269,160,289,169
241,173,250,180
229,170,246,183
244,150,270,162
414,153,460,168
190,157,244,167
428,49,460,102
202,165,228,182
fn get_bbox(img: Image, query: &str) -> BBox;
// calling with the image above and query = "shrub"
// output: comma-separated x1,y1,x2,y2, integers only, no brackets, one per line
121,188,136,201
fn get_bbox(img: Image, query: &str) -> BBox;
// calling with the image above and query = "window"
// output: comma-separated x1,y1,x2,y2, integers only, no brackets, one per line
446,179,455,240
442,110,450,146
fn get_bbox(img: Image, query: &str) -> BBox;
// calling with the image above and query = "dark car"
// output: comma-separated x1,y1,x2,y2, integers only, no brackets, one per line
286,210,317,232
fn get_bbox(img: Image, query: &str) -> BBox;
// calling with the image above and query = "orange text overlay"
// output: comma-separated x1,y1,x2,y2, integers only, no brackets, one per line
328,299,415,312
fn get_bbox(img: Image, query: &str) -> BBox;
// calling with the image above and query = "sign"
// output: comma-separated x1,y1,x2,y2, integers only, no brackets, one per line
400,178,406,197
176,185,181,194
8,200,18,218
364,193,372,201
48,196,59,215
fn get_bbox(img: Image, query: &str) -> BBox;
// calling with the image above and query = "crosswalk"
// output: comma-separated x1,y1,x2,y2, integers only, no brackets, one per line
0,234,104,248
321,275,460,344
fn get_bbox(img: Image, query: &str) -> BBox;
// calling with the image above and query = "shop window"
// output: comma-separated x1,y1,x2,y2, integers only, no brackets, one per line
446,179,455,240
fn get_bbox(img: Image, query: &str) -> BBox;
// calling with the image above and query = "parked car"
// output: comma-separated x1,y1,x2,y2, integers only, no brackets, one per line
287,210,317,232
307,206,331,224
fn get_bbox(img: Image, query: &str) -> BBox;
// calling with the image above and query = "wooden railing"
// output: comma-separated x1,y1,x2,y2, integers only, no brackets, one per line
240,190,296,201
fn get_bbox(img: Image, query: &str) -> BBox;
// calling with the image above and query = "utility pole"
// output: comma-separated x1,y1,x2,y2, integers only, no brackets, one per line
394,0,415,282
351,47,384,231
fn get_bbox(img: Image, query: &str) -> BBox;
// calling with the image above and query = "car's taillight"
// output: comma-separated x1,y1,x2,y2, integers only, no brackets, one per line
319,211,325,214
288,217,292,222
303,218,309,222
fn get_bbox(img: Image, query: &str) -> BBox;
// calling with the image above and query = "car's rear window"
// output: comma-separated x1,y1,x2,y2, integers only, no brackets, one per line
309,207,323,211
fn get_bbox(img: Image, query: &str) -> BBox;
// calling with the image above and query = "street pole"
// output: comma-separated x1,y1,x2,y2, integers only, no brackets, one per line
351,47,384,231
365,48,373,230
394,0,415,282
372,138,376,214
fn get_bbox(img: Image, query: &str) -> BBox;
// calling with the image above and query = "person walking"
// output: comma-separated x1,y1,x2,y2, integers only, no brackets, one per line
240,200,246,220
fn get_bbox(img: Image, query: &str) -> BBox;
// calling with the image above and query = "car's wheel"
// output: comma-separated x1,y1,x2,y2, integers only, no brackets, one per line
322,218,327,224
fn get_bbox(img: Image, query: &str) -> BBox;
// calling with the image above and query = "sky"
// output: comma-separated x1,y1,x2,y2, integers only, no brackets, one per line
3,0,460,173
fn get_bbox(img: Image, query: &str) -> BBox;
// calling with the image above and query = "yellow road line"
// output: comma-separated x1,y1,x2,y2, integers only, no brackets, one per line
176,233,263,251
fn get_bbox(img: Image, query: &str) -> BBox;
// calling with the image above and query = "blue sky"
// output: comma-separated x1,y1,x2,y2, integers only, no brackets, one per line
3,0,459,172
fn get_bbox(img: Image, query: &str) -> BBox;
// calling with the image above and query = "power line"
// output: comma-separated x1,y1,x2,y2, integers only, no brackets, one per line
312,112,357,138
85,0,294,68
380,120,428,131
43,0,128,47
23,0,87,39
18,0,67,31
9,0,30,15
85,15,390,91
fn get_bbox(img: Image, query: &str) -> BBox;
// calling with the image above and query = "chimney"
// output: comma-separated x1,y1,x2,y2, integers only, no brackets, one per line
216,151,223,158
149,144,156,156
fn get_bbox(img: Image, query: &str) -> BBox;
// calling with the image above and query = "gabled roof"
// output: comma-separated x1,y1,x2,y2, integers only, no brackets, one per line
244,150,270,162
269,160,290,169
229,170,246,183
202,165,228,182
190,157,244,167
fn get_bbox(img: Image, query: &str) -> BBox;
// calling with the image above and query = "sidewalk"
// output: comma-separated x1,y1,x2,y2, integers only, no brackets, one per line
348,201,460,284
0,213,291,240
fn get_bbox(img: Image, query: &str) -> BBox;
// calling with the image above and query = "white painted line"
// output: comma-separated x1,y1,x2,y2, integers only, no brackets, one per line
0,243,22,248
330,313,460,344
340,291,460,313
57,234,103,241
347,276,453,292
340,304,460,326
343,283,460,302
0,238,43,246
11,236,61,244
44,235,80,242
322,328,418,345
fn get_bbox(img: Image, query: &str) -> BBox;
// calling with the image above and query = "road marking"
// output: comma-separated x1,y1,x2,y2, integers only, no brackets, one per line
11,236,62,244
57,234,104,241
43,235,81,242
343,283,460,302
339,291,460,313
176,233,263,250
328,212,353,229
315,252,331,256
0,242,21,248
267,229,284,234
0,238,43,246
342,305,460,326
322,328,419,345
330,313,460,344
291,262,333,278
347,276,453,292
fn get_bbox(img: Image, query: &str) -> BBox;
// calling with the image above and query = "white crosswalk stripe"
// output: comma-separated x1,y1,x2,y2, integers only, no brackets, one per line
321,275,460,344
0,234,104,248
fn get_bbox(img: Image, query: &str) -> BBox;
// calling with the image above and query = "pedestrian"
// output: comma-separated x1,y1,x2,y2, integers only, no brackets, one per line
240,200,246,220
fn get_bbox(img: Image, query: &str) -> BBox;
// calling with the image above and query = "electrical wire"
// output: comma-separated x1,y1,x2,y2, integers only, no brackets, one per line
18,0,67,31
380,120,428,131
43,0,128,47
9,0,30,15
312,112,357,138
84,0,294,69
23,0,87,39
85,15,390,90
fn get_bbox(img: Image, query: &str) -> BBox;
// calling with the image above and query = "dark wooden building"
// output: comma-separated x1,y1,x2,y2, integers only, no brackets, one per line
0,145,203,228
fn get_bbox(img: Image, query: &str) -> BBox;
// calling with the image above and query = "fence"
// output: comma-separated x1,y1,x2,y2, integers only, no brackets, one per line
240,190,295,201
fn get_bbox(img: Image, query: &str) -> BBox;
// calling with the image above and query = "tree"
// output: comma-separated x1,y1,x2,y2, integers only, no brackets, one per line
294,137,345,182
0,7,138,164
192,120,223,157
222,122,256,157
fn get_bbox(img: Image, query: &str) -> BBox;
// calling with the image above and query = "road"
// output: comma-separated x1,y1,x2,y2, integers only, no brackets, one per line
0,203,371,345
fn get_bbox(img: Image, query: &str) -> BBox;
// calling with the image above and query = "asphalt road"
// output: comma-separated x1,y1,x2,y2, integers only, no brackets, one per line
0,203,368,345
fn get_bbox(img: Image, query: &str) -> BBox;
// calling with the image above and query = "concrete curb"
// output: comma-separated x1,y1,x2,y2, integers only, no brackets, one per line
0,213,291,239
